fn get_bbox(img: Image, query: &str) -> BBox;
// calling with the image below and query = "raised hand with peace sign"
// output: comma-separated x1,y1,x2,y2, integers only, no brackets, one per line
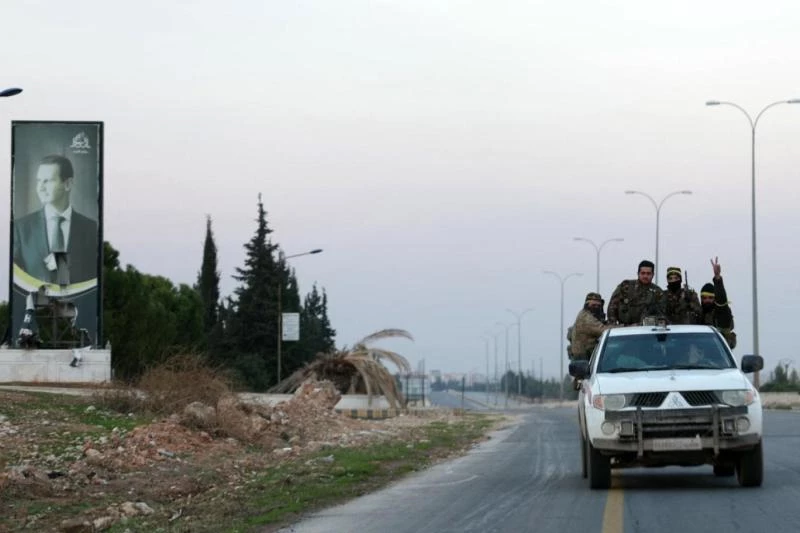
710,257,722,280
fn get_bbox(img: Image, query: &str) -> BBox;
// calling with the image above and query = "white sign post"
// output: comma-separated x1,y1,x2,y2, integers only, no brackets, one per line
282,313,300,341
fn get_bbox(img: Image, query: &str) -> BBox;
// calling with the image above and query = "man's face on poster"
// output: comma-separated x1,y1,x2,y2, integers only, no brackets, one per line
36,163,72,209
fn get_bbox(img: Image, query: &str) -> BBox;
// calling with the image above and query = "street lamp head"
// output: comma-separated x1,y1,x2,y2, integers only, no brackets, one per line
788,99,800,104
285,248,324,259
0,87,23,97
680,190,692,195
624,190,637,195
705,100,721,106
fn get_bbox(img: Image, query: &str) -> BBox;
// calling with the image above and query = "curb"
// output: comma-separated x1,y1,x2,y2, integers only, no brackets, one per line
334,408,444,420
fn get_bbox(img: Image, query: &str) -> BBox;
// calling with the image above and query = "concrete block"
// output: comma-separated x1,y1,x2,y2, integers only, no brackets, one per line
0,348,111,383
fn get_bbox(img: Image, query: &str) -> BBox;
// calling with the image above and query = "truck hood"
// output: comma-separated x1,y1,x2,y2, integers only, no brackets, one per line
594,368,752,395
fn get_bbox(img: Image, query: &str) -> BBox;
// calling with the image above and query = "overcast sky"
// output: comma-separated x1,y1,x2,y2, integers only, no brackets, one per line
2,1,799,380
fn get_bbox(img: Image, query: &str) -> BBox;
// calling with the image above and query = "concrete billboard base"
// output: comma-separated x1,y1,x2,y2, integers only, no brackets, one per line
0,348,111,383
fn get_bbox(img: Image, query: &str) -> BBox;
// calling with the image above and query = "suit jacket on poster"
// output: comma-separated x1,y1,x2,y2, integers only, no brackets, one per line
13,208,99,285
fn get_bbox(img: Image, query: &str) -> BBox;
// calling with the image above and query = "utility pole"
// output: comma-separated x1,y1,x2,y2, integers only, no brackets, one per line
543,270,583,403
484,338,490,405
507,308,534,396
539,357,543,403
624,190,692,284
573,237,624,294
496,322,513,408
486,331,499,405
706,97,800,389
277,249,323,385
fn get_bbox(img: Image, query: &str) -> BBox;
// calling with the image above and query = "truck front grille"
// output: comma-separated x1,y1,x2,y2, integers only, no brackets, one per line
628,392,667,408
680,390,719,406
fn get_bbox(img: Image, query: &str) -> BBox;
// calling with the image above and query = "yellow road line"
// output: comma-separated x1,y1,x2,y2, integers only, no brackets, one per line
601,479,624,533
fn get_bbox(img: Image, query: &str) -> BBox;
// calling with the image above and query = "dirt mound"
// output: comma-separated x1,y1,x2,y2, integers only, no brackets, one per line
215,380,366,452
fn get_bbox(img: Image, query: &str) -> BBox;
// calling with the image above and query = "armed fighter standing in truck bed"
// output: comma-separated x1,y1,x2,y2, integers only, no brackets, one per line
664,266,702,325
698,257,737,349
607,260,666,325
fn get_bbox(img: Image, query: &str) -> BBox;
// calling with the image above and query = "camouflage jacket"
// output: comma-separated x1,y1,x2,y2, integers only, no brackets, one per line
607,280,666,325
698,277,736,349
570,309,605,360
665,288,702,325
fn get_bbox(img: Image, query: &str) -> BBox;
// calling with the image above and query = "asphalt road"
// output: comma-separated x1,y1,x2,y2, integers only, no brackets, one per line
277,408,800,533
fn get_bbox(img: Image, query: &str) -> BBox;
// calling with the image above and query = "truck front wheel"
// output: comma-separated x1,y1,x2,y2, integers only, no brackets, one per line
587,438,611,489
736,442,763,487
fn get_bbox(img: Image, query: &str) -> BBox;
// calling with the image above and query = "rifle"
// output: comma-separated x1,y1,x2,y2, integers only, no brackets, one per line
683,270,701,323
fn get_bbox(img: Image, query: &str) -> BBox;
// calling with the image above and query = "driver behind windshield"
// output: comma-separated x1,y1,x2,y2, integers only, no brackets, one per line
673,339,726,368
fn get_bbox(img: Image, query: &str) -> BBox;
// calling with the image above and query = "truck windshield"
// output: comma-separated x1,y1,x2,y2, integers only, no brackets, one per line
596,332,735,373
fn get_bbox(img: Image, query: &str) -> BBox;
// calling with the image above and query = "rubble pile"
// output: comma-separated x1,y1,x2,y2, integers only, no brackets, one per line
75,420,237,472
213,380,390,453
0,384,463,532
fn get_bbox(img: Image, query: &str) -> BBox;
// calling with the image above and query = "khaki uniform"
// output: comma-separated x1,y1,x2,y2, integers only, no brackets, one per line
607,280,666,325
665,288,702,325
570,309,605,360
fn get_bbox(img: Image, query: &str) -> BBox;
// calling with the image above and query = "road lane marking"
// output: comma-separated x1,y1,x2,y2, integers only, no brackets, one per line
602,481,624,533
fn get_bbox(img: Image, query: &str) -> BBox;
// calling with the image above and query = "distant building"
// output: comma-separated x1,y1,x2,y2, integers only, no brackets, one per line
469,372,488,386
442,372,466,384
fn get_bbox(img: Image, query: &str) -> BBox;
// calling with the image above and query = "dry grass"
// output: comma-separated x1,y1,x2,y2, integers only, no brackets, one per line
137,353,233,415
93,353,234,417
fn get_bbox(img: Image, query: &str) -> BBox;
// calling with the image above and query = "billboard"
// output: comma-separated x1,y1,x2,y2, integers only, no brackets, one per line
9,121,103,348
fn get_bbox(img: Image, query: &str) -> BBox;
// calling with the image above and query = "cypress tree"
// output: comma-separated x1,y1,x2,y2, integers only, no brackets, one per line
299,283,337,363
196,215,221,333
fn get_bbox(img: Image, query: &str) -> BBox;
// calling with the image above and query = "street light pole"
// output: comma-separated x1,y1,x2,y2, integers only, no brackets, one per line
485,331,499,404
543,270,583,402
573,237,624,294
624,190,692,280
483,337,490,405
277,248,323,385
705,98,800,389
507,308,534,395
496,321,513,407
492,332,499,404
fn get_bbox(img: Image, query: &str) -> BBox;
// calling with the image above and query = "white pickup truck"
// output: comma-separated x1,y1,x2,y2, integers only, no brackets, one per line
569,323,764,489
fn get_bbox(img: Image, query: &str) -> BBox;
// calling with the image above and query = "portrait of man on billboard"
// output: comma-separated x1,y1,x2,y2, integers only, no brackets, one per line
9,121,103,349
13,154,98,285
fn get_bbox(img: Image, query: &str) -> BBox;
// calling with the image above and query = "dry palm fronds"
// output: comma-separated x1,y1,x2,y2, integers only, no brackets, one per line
270,329,413,408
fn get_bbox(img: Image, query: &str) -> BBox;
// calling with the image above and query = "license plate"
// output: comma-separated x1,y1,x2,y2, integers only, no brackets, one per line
651,438,702,451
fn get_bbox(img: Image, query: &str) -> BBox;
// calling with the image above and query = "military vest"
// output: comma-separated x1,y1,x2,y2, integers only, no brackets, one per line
665,289,699,324
617,280,662,325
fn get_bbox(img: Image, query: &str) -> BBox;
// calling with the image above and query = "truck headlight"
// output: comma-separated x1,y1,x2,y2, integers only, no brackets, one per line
591,394,626,411
720,389,755,406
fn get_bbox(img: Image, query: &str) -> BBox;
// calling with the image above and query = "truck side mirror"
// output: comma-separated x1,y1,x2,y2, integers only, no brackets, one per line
569,360,590,379
741,355,764,374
